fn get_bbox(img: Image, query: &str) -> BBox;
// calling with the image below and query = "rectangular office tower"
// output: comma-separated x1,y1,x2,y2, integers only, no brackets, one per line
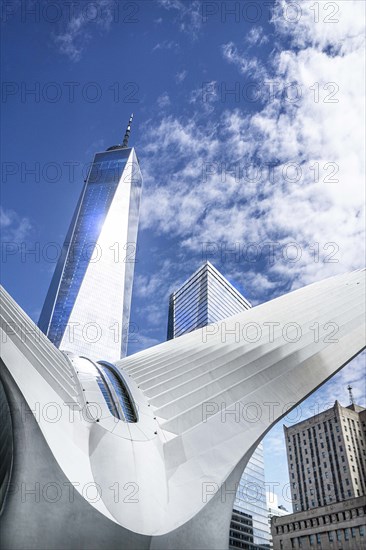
271,399,366,549
285,400,366,512
167,261,251,339
167,261,271,549
38,122,142,361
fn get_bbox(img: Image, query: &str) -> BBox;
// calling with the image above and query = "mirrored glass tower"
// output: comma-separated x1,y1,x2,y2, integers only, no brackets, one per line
167,261,271,549
38,115,142,361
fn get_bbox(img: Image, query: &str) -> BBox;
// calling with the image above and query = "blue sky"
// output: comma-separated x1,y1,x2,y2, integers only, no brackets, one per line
1,0,365,509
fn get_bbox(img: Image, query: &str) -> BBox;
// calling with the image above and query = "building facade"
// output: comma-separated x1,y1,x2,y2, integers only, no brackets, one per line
167,261,270,549
271,400,366,549
38,118,142,361
267,492,289,549
271,495,366,549
285,401,366,512
233,444,272,549
167,261,251,339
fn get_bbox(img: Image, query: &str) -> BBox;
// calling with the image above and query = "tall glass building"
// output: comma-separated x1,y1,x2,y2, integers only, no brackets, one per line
167,261,251,339
167,261,270,549
232,445,271,549
38,116,142,361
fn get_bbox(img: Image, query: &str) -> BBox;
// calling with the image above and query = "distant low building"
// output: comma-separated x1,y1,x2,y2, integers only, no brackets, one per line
267,492,289,549
271,495,366,549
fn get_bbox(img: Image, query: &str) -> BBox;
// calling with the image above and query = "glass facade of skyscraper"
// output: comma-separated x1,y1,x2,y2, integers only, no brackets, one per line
232,445,271,549
167,261,251,339
38,145,142,361
167,261,270,549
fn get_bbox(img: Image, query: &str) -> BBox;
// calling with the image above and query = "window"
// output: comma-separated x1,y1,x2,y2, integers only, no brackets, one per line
360,526,365,537
351,527,357,538
316,534,321,545
309,534,315,545
345,528,349,541
97,361,138,423
337,530,342,542
328,531,334,542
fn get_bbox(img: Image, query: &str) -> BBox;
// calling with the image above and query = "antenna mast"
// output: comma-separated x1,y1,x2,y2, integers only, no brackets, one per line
347,384,355,405
122,113,134,148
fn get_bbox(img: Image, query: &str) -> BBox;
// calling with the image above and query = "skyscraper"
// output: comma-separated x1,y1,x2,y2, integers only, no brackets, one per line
285,399,366,512
271,398,366,549
167,260,251,339
38,115,142,361
167,261,271,549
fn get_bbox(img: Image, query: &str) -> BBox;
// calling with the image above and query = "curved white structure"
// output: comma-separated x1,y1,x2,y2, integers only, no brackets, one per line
0,269,365,548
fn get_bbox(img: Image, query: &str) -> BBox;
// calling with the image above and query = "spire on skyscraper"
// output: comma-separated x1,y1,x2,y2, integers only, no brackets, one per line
122,113,134,148
347,384,355,405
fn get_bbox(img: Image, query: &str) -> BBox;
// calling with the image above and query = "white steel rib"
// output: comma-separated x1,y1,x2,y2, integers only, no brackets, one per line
0,269,365,535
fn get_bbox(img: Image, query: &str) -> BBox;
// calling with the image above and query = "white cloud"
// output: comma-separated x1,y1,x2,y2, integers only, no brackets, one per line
245,26,269,47
140,0,365,299
157,92,171,108
0,206,32,242
53,0,116,62
189,80,218,113
158,0,202,38
175,69,187,83
222,42,268,79
152,40,180,53
272,0,365,55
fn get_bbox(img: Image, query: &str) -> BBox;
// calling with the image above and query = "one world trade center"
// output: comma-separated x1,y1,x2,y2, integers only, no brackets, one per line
38,114,142,361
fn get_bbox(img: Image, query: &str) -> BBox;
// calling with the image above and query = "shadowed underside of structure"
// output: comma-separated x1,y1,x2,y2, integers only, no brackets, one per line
0,269,365,549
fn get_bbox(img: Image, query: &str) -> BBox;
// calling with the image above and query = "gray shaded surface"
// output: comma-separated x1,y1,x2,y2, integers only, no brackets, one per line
0,377,13,514
0,361,239,550
0,361,148,550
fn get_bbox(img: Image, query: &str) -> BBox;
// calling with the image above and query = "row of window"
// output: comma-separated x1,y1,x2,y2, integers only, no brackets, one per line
281,526,365,549
276,504,366,535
